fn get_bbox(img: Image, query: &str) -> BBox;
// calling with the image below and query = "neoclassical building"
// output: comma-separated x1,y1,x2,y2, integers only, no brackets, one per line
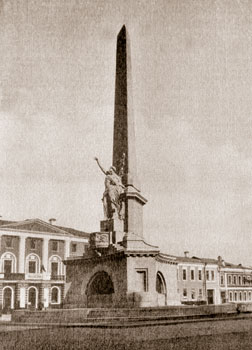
176,253,252,305
0,218,88,310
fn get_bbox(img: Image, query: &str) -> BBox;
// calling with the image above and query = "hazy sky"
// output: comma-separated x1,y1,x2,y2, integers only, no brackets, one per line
1,0,252,265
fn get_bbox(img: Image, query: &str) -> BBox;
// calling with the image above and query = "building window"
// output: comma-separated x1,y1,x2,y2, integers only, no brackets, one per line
182,269,187,281
5,236,13,248
239,292,242,301
191,269,195,281
71,243,77,253
51,262,58,276
228,275,232,284
233,276,237,285
199,289,202,299
26,254,40,274
49,256,62,277
198,270,202,281
29,261,36,273
51,287,60,304
183,288,187,297
30,239,36,250
206,271,210,281
220,275,224,285
4,260,12,274
135,270,147,292
52,241,59,252
1,253,16,274
244,292,247,301
229,292,233,302
191,289,196,300
249,292,251,301
211,271,215,281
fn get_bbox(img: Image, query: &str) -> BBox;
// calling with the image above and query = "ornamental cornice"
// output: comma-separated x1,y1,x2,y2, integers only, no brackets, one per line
155,255,178,265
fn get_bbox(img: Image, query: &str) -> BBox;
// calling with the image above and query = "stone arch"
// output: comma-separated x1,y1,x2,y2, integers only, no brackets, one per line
85,271,114,308
81,265,117,296
86,271,114,295
156,271,167,306
156,272,166,294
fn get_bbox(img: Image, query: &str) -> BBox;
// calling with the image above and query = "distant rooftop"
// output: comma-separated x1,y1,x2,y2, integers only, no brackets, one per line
174,254,252,270
0,219,90,238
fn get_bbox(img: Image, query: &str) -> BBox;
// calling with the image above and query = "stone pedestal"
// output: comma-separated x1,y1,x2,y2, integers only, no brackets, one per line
100,218,123,233
100,218,124,244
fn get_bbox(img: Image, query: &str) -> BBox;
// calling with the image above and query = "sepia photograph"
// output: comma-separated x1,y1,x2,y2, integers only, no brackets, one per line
1,0,252,348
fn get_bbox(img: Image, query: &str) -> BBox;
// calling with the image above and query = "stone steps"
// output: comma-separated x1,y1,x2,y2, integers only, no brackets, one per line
12,304,239,324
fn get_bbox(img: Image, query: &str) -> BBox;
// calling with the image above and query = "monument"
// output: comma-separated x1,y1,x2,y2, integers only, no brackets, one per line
64,26,180,308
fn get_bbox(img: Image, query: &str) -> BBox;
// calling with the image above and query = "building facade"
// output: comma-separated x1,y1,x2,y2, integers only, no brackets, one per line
176,254,252,305
0,219,88,310
219,262,252,303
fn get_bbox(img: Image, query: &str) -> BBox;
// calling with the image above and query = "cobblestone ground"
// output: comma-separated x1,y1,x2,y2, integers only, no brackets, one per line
1,318,252,349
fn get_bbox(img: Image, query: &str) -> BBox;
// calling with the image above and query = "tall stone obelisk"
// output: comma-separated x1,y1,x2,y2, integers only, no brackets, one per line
113,25,147,239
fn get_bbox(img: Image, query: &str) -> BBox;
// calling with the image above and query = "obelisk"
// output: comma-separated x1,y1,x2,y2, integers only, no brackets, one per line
113,25,147,238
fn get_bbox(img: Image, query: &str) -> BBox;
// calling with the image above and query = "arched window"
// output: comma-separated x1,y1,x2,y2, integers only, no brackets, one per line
49,256,62,276
51,286,61,304
87,271,114,295
2,286,14,310
239,276,242,285
156,272,166,294
26,254,40,274
229,292,233,302
239,292,242,301
1,252,16,274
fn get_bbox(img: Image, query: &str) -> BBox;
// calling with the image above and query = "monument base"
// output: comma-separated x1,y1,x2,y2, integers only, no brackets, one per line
100,218,124,245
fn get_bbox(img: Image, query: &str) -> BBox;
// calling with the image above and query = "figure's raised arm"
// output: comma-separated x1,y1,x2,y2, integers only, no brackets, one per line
94,157,106,175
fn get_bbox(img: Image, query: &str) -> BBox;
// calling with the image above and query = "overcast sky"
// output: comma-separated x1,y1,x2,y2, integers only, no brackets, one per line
1,0,252,265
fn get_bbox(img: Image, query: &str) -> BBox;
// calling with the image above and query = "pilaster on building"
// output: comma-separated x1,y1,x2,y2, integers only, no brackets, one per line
0,218,89,310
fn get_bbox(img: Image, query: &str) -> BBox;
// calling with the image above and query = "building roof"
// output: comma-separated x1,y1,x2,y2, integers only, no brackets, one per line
175,255,218,264
55,225,90,238
174,254,252,270
0,218,89,239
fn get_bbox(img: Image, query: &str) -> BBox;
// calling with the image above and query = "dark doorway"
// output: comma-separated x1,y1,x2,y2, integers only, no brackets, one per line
207,289,214,304
87,271,114,295
28,288,37,308
86,271,114,308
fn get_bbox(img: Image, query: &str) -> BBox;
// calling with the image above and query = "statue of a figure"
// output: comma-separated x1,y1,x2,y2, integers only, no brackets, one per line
94,157,125,220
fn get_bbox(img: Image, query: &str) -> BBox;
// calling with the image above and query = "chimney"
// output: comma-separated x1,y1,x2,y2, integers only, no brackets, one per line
184,251,189,258
49,218,56,225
